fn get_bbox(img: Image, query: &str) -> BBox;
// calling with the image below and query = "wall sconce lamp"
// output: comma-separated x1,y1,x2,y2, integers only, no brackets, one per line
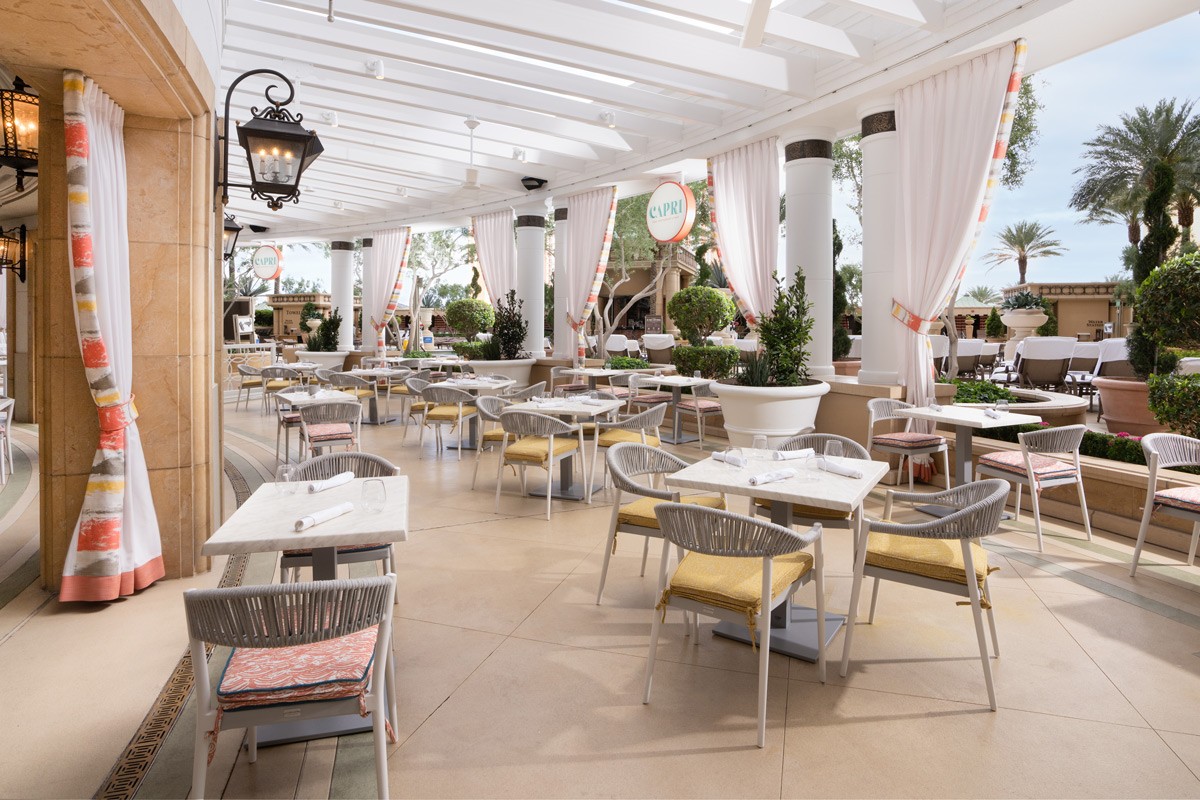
222,214,243,261
0,225,27,283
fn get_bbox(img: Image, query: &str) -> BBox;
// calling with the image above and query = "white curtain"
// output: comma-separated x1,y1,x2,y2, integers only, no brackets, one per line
60,72,163,601
708,138,779,325
471,210,517,303
894,42,1023,407
362,226,411,350
563,187,618,356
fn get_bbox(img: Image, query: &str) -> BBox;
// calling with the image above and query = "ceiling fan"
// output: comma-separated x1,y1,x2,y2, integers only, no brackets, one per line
462,116,481,191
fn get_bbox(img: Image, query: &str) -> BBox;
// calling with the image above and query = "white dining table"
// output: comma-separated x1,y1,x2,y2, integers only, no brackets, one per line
507,397,625,501
665,451,887,662
896,405,1042,487
641,374,714,445
563,367,629,390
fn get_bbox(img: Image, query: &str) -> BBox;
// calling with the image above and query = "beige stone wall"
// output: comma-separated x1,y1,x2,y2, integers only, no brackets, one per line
1055,297,1112,341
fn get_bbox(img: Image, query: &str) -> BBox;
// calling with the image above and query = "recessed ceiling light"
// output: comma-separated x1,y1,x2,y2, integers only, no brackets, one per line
513,147,527,163
599,110,616,128
321,110,338,127
334,200,344,209
366,59,385,80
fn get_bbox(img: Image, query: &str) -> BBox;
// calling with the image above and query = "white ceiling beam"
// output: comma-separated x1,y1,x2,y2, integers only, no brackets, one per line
740,0,772,48
225,3,730,124
821,0,943,28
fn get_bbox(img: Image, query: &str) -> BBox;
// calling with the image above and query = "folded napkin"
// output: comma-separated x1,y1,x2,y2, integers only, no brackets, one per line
748,468,797,486
927,403,944,412
712,451,747,468
581,398,608,406
984,408,1004,419
773,447,815,461
307,471,354,494
818,458,864,479
294,501,355,532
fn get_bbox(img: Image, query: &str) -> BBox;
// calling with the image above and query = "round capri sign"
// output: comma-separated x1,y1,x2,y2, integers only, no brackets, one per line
645,181,696,243
251,245,283,280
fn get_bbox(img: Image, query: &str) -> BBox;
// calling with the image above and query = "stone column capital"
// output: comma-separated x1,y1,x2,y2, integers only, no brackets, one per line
513,199,549,219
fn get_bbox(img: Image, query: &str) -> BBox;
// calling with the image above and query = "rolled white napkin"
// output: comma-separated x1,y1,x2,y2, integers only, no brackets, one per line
984,408,1003,419
294,501,355,532
748,468,797,486
773,447,815,461
308,471,355,494
819,457,864,479
712,451,747,468
927,403,944,412
581,398,608,406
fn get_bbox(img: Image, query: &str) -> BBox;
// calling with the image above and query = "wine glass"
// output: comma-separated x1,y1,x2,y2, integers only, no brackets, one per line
274,464,297,495
360,479,386,514
823,440,843,464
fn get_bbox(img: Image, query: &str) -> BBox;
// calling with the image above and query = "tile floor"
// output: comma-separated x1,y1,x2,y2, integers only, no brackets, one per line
1,395,1200,798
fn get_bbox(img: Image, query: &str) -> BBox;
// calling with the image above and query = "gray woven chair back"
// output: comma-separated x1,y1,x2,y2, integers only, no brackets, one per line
237,364,262,377
184,576,394,648
550,366,574,379
608,374,632,388
329,372,372,389
779,432,867,460
1018,423,1085,455
629,374,663,391
499,409,576,437
1142,432,1200,469
422,384,475,405
299,401,361,425
606,442,686,499
693,383,717,398
655,502,819,558
505,382,546,401
476,395,512,422
261,366,300,382
404,377,430,394
606,402,667,432
875,479,1008,540
406,369,432,383
589,390,619,401
314,368,340,384
867,398,912,428
456,363,475,374
294,452,398,480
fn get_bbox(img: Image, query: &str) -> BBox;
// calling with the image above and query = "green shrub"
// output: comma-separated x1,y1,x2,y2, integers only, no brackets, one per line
1148,373,1200,438
451,341,487,360
254,308,274,327
445,298,495,339
1036,298,1058,336
672,345,738,380
666,285,736,346
478,337,502,360
755,275,814,386
738,352,771,387
1132,250,1200,378
607,355,649,370
985,307,1006,338
832,268,852,361
951,380,1015,404
306,309,342,352
492,290,528,360
1000,290,1044,310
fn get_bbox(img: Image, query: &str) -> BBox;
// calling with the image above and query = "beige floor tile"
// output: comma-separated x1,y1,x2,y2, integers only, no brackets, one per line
1159,729,1200,780
389,636,789,799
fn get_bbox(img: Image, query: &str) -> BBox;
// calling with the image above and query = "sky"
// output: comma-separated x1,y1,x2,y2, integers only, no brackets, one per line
276,12,1200,295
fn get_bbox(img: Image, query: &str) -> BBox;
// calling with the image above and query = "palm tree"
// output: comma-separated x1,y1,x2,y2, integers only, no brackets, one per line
1082,183,1143,245
1071,98,1200,219
984,220,1066,285
962,285,1001,305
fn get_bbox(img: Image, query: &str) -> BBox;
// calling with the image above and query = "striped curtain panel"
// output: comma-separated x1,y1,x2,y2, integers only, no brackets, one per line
366,227,412,352
563,187,618,359
59,71,163,602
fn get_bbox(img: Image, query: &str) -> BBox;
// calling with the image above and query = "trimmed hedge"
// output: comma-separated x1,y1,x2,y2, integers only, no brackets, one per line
1148,373,1200,439
672,345,738,379
667,286,736,346
950,379,1015,405
607,355,649,370
451,341,487,360
445,298,494,339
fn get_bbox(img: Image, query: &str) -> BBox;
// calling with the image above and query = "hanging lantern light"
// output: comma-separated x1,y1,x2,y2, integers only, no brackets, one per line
223,215,243,261
0,225,27,283
0,77,38,192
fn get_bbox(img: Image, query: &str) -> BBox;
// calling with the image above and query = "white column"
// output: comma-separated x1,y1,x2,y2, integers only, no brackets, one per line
359,236,374,348
551,205,573,358
514,202,547,356
858,104,902,385
783,128,835,378
330,240,356,351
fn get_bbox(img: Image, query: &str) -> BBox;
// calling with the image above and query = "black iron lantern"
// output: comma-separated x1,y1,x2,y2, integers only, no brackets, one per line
0,225,27,283
223,214,243,261
218,69,322,212
0,78,38,192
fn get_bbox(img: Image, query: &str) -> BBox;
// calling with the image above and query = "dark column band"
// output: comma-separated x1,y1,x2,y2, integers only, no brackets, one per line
331,241,355,251
784,140,833,161
516,215,546,228
861,110,897,138
554,208,568,221
361,238,373,247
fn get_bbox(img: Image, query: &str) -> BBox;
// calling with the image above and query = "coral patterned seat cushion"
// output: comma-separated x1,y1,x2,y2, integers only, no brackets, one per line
631,391,673,404
307,423,354,443
677,397,721,412
216,626,379,712
978,450,1077,481
280,412,302,424
873,431,944,449
1154,486,1200,514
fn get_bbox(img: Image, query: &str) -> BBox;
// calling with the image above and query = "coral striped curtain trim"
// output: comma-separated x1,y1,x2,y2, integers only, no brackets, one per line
573,187,618,358
370,229,412,351
706,160,757,327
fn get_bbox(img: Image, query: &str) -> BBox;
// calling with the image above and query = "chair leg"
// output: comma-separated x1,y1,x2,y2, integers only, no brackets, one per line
756,604,771,749
1013,482,1022,524
191,714,209,800
372,690,390,800
867,577,881,624
1131,496,1155,577
596,504,621,605
642,602,664,705
246,726,257,762
471,442,485,490
840,515,871,678
942,448,952,491
639,536,650,577
1190,520,1200,567
963,541,997,711
814,538,827,684
494,454,505,513
1077,476,1093,541
984,577,1000,657
907,457,914,492
545,466,552,521
417,417,426,458
1029,484,1045,552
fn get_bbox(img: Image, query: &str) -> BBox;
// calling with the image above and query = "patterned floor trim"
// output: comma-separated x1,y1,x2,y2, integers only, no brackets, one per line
93,459,252,800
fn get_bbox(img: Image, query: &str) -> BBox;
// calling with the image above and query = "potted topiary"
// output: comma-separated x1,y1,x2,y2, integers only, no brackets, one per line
999,290,1048,360
302,309,349,370
666,285,739,379
985,307,1007,341
712,274,831,446
445,298,495,342
467,290,537,387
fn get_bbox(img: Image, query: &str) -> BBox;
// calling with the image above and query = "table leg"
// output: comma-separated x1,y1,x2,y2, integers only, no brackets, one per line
527,453,601,501
956,426,973,486
446,415,479,451
658,387,698,445
588,376,599,390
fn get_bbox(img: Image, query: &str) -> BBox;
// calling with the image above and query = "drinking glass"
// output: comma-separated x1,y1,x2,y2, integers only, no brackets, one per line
361,479,386,514
751,434,768,455
823,440,844,461
995,399,1010,413
723,446,743,468
693,370,702,379
274,464,297,494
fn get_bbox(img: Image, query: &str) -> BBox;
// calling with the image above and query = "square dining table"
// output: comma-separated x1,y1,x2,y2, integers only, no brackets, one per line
506,397,625,501
640,374,714,445
665,452,887,662
895,405,1042,487
563,367,629,390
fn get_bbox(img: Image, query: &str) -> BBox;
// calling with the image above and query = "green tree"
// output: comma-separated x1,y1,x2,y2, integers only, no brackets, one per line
837,263,862,310
468,266,482,299
406,228,469,353
279,275,326,293
984,220,1066,285
963,285,1002,305
985,307,1006,338
831,220,851,361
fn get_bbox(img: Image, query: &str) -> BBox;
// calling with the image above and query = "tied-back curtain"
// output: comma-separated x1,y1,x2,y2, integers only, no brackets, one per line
471,210,517,303
364,227,412,351
708,138,779,325
60,71,163,602
562,187,618,357
893,41,1026,411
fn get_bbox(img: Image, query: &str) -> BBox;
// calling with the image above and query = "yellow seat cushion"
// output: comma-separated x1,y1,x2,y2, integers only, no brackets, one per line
340,387,376,399
482,428,510,443
865,531,992,586
617,494,725,529
425,404,477,421
240,378,264,388
598,428,661,447
265,379,300,390
407,400,435,414
389,385,412,395
504,435,578,464
664,550,813,625
753,497,851,521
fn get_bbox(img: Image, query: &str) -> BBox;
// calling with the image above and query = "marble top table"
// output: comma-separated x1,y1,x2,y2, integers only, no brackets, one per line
639,374,714,445
507,397,626,501
666,452,887,662
896,405,1042,486
275,388,359,408
563,367,629,390
440,376,516,394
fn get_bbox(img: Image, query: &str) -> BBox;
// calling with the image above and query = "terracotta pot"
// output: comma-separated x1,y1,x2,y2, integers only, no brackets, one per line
1092,377,1168,436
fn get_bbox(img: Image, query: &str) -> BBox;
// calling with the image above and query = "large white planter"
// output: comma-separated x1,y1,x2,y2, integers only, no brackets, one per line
1000,309,1048,361
713,381,831,447
304,351,349,371
468,358,536,388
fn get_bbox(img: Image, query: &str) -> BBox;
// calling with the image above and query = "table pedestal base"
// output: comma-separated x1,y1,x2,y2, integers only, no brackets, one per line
713,604,845,663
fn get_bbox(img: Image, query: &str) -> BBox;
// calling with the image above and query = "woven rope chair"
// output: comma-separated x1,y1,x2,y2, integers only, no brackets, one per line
418,384,478,460
596,442,725,605
646,503,825,748
298,400,362,458
841,479,1009,711
401,376,432,441
313,367,341,388
472,395,513,490
605,373,633,407
270,392,309,464
184,576,397,800
259,366,302,414
628,373,673,408
235,364,263,411
0,397,13,483
976,423,1092,552
867,398,951,492
502,381,546,401
550,366,589,396
589,403,668,500
280,454,401,591
495,409,584,520
1131,433,1200,576
329,371,378,402
675,382,722,447
752,431,868,531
